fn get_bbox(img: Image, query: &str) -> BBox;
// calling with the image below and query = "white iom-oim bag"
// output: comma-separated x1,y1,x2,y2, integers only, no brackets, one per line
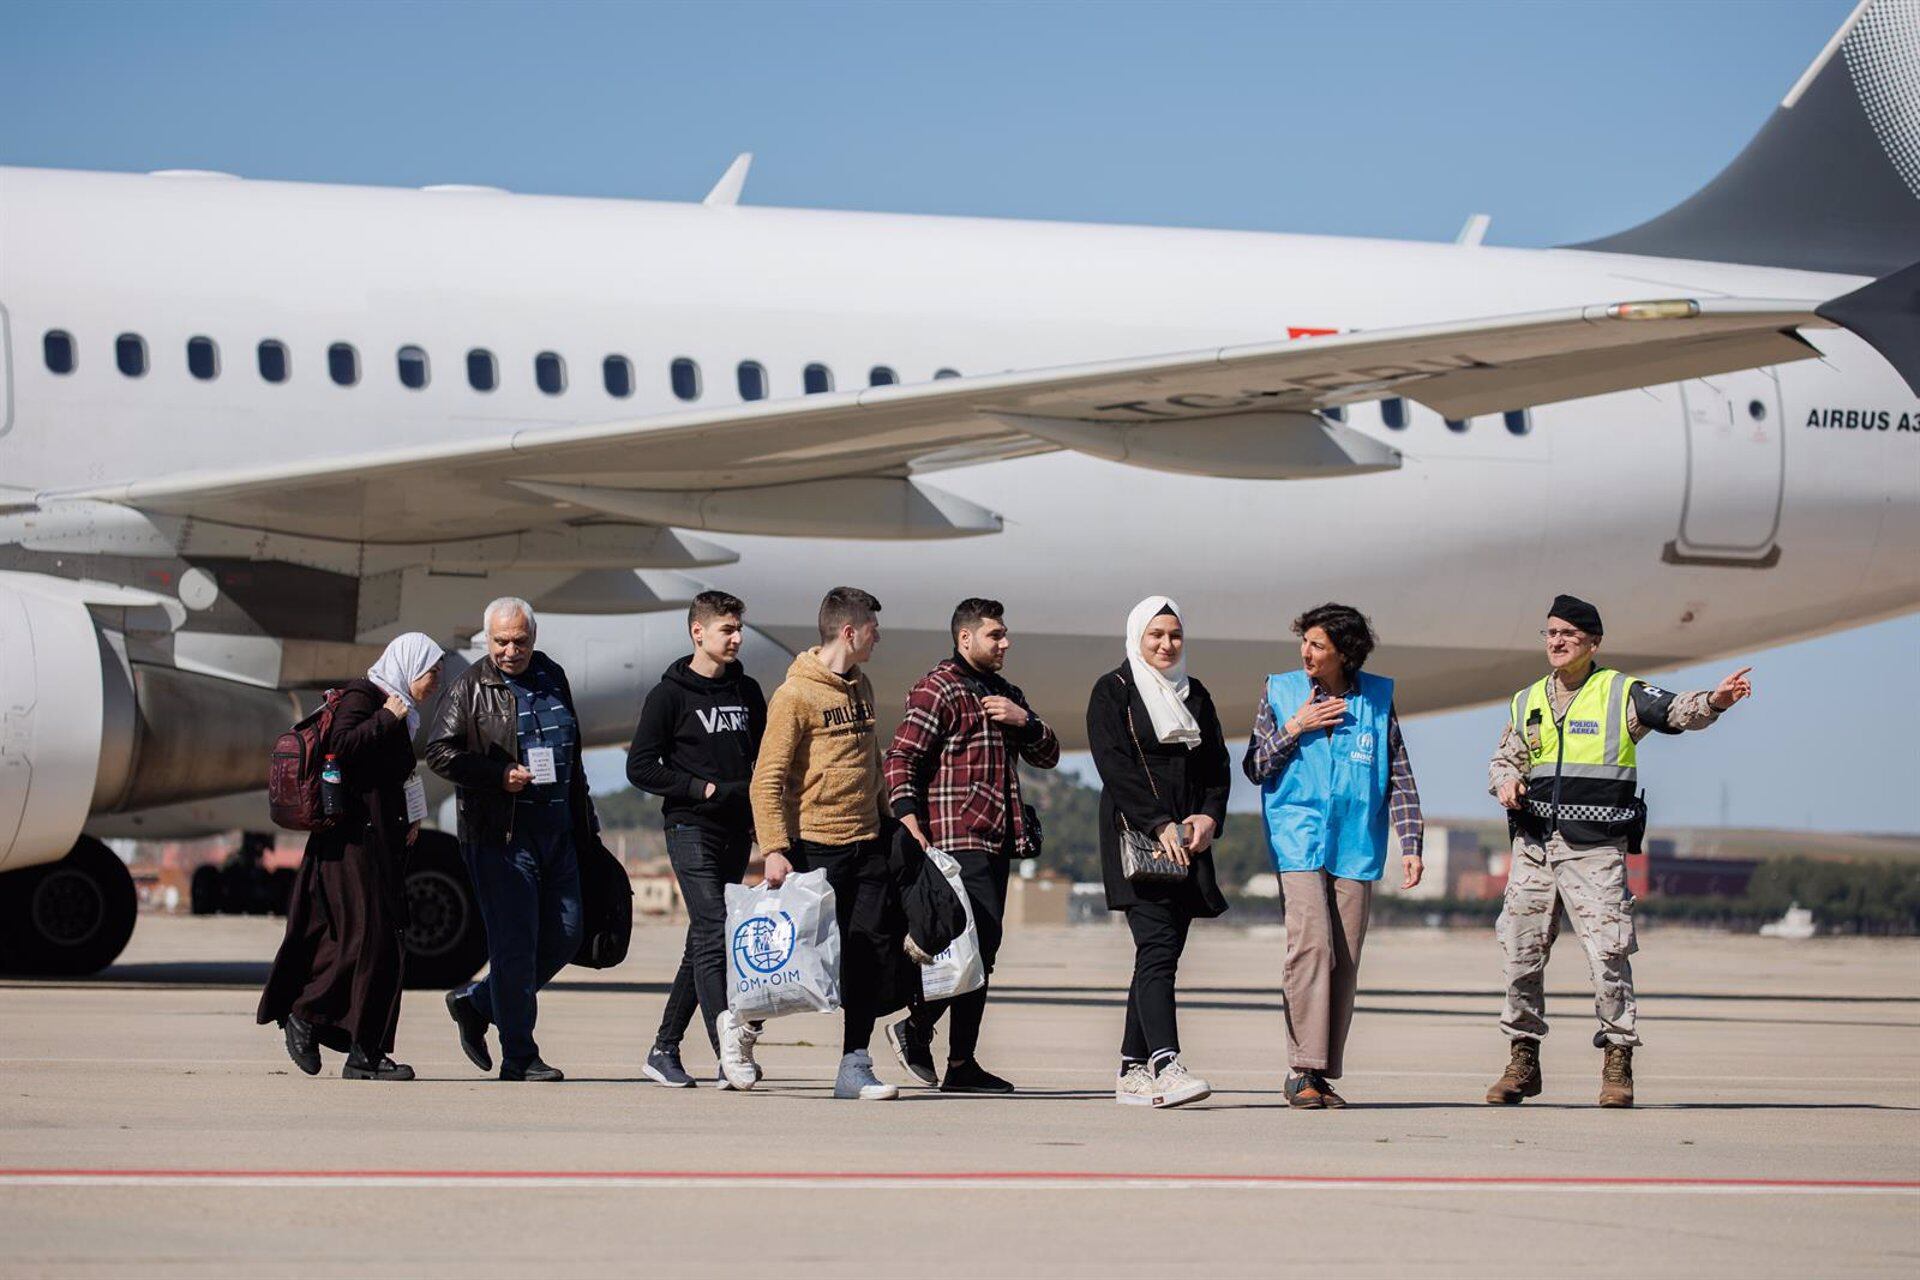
918,847,986,1002
725,868,841,1020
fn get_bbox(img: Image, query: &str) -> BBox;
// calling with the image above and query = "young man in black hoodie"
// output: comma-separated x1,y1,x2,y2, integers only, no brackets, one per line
626,590,767,1088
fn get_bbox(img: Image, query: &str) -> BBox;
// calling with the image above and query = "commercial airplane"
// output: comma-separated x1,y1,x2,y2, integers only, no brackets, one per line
2,1,1916,980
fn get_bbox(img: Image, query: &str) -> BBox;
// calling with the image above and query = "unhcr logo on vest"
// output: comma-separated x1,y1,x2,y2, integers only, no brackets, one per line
1350,730,1376,765
732,909,799,992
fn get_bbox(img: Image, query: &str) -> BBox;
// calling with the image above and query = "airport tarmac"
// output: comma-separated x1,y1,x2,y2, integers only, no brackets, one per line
2,913,1915,1279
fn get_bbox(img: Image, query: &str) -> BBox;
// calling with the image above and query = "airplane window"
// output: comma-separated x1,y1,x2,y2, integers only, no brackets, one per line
43,330,75,375
535,351,567,396
258,340,289,383
467,348,498,392
803,363,834,395
1445,416,1469,433
869,366,897,387
116,333,148,378
397,345,430,390
1504,409,1531,436
737,361,768,401
1381,397,1406,430
328,343,359,387
933,368,960,380
186,336,219,381
1747,399,1767,422
603,355,633,398
1321,405,1346,424
671,357,701,402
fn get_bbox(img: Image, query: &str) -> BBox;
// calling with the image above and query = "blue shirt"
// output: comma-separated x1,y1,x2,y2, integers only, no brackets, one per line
505,668,577,810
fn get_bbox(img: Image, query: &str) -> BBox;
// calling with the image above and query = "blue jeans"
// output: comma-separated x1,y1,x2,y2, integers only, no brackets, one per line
656,824,753,1055
461,803,583,1066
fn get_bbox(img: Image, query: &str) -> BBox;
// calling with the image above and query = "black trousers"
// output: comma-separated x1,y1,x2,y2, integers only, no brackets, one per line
1122,898,1194,1062
791,837,896,1054
910,848,1011,1062
656,824,753,1055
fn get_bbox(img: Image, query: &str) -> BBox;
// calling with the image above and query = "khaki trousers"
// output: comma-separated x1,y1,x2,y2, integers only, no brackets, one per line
1497,832,1640,1048
1279,870,1372,1078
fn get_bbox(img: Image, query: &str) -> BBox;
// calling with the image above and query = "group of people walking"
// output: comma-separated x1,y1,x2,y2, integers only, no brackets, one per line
259,586,1752,1109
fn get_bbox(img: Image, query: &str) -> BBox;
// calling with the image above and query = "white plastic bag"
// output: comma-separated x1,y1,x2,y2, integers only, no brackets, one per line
725,868,841,1020
918,848,986,1002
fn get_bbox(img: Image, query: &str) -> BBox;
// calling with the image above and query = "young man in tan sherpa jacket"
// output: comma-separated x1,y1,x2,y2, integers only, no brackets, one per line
731,586,901,1100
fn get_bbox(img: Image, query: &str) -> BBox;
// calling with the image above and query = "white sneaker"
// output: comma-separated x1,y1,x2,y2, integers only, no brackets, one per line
834,1049,899,1101
717,1010,761,1091
1149,1057,1212,1109
1115,1062,1156,1106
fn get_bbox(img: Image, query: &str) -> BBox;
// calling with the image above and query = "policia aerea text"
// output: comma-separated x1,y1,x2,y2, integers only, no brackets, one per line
1485,594,1753,1109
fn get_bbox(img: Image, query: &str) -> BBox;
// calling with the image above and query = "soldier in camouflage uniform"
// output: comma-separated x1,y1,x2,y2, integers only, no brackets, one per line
1485,595,1752,1108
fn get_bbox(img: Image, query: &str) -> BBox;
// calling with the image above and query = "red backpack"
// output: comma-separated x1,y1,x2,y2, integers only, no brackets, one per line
268,689,345,832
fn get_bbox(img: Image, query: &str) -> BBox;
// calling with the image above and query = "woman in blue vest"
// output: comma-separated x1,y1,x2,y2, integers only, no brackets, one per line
1244,603,1424,1108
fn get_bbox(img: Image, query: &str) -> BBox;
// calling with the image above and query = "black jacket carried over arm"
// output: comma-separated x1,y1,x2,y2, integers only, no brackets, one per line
1085,664,1231,917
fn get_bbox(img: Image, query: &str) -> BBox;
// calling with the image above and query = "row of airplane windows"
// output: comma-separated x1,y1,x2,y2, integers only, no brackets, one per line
36,328,961,402
37,327,1533,434
1322,399,1531,435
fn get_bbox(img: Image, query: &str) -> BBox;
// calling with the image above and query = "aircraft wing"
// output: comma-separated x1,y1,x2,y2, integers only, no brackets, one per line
51,297,1828,544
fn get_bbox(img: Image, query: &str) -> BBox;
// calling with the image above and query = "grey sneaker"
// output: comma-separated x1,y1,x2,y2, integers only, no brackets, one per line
834,1049,899,1101
716,1010,760,1091
643,1044,695,1088
1149,1057,1211,1109
1115,1062,1155,1106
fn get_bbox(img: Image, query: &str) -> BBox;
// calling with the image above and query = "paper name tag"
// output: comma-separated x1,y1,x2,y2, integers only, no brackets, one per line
525,746,557,785
403,773,429,824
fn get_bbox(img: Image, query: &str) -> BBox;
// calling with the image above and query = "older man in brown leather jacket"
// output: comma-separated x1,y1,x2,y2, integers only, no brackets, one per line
426,596,597,1083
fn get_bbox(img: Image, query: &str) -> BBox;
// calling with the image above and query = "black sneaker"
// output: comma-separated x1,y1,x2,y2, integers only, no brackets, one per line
282,1014,321,1076
643,1044,696,1088
939,1059,1014,1094
342,1047,415,1081
501,1057,564,1082
445,989,492,1073
885,1015,939,1087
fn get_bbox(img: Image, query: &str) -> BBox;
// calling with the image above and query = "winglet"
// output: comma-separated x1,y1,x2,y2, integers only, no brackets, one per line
1455,213,1491,247
703,153,753,207
1816,259,1920,395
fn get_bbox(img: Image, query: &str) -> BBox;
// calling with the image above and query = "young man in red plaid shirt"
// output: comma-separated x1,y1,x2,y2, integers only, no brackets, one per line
882,597,1059,1092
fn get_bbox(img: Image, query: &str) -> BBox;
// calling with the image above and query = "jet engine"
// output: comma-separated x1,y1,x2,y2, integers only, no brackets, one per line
0,580,300,973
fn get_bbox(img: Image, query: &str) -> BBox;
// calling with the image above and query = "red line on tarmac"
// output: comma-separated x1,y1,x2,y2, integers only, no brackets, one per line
2,1169,1915,1191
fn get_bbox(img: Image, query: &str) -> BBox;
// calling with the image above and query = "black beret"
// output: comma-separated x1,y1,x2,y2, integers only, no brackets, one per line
1548,594,1603,636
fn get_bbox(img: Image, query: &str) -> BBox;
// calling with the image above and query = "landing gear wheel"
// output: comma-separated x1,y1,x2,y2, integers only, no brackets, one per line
400,830,487,990
0,836,138,976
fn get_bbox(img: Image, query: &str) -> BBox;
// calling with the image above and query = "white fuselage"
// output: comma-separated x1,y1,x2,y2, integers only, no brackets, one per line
1,167,1915,839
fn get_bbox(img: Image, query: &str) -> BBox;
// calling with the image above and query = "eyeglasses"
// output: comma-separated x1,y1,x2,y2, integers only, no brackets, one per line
1539,628,1588,642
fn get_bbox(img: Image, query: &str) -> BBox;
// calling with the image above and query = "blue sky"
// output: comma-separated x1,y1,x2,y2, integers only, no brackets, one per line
5,0,1913,831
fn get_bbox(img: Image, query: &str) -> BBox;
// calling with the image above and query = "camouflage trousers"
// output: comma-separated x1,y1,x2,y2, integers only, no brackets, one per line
1497,832,1641,1048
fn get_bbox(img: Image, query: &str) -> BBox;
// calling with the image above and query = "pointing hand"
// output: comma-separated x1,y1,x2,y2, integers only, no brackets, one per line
1709,667,1753,711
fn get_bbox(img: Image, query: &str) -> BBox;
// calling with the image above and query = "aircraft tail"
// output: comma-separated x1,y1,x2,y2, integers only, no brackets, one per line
1575,0,1920,277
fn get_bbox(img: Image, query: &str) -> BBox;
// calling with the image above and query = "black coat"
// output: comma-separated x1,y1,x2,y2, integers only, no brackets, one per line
1085,664,1231,917
257,679,416,1052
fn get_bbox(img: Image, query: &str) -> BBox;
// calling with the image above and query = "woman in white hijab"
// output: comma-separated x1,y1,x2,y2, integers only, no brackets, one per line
1085,597,1231,1110
259,632,445,1083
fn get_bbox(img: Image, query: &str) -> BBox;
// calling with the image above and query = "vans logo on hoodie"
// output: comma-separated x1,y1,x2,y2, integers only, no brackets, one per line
696,705,751,734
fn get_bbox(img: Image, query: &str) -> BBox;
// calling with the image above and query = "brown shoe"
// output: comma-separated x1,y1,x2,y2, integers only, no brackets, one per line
1485,1038,1543,1105
1313,1072,1349,1108
1598,1045,1635,1108
1284,1072,1327,1109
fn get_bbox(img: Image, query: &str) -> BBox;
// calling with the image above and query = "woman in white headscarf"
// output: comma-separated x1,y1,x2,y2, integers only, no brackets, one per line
1085,597,1231,1110
260,632,445,1083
